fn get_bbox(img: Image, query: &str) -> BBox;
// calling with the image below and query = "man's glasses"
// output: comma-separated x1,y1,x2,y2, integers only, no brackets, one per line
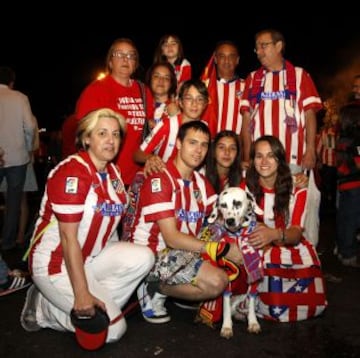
112,51,137,61
254,42,274,53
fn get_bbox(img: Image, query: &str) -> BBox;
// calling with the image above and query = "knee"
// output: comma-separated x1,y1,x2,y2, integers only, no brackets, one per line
112,243,155,274
106,319,127,343
135,246,155,274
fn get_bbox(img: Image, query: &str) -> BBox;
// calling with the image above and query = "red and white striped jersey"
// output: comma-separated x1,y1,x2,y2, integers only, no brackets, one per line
175,58,192,90
140,113,182,162
28,151,128,276
255,185,307,232
129,161,217,253
240,63,322,166
316,126,338,167
215,78,245,135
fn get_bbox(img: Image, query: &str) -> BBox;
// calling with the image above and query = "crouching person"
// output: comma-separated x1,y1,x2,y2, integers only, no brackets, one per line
127,120,243,323
20,109,154,349
240,135,327,322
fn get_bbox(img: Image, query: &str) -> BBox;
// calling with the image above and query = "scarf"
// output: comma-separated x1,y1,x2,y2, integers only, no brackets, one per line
249,60,298,133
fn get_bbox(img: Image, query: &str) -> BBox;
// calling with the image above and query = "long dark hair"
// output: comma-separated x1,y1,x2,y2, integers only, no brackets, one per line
206,130,241,193
153,34,185,66
246,135,293,223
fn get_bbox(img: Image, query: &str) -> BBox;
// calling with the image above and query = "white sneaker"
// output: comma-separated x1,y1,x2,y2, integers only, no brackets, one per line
137,282,170,324
20,284,41,332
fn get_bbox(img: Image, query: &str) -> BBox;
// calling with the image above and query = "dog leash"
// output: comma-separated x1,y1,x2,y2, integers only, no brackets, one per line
109,299,141,325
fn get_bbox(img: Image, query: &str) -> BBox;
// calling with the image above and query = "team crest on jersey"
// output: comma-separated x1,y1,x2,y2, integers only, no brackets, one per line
193,189,202,202
151,178,162,192
236,89,243,99
111,179,124,193
65,177,78,194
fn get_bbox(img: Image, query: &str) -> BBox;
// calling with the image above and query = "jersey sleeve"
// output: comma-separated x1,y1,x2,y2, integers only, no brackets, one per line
139,172,174,222
47,160,92,223
291,187,307,227
299,71,323,113
140,120,167,153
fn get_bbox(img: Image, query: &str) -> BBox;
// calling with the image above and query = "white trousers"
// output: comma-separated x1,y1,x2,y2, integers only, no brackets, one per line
32,242,154,342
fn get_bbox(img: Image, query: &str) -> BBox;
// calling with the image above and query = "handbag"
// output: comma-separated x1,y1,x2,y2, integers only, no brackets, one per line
303,170,321,247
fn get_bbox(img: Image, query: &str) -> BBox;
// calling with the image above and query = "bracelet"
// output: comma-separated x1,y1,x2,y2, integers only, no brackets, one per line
278,229,286,244
281,229,286,244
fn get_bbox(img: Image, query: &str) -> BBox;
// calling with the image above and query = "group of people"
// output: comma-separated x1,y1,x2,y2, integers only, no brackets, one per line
315,76,360,267
1,28,358,350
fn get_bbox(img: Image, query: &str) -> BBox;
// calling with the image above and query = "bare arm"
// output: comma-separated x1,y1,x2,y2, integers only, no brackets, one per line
302,109,317,170
133,148,152,165
157,217,204,251
248,222,302,249
59,221,106,316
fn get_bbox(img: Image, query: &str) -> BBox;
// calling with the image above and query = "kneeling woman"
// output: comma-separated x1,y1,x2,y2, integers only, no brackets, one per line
242,135,327,322
21,108,154,344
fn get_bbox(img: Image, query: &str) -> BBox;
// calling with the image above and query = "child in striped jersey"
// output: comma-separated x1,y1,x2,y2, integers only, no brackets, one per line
145,62,179,131
133,79,209,177
153,34,192,94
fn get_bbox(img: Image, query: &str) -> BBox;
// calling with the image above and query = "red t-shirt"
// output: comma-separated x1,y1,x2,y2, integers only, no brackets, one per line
76,75,154,185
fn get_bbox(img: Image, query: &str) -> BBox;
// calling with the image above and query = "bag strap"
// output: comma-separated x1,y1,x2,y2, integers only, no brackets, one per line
138,80,152,141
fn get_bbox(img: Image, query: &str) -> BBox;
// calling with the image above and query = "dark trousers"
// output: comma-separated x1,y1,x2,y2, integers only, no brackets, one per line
319,165,337,214
336,187,360,259
0,164,27,250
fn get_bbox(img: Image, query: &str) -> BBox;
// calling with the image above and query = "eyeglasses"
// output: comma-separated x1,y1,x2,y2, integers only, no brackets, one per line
182,96,207,105
162,41,178,47
253,42,274,53
112,51,137,61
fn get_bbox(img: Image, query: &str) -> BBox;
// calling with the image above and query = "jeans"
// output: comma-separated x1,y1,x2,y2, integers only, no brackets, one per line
336,187,360,259
0,254,9,285
0,164,27,249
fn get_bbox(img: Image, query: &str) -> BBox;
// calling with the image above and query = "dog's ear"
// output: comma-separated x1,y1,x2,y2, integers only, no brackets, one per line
207,198,219,224
245,189,264,215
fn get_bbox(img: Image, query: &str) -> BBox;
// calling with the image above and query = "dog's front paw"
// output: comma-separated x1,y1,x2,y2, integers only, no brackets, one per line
248,322,261,334
220,327,233,339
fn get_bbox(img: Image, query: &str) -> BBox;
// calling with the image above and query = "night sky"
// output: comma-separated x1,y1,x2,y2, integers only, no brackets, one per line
1,10,359,131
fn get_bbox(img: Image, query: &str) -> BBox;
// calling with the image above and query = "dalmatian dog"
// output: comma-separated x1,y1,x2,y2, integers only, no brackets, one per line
208,186,260,232
207,187,263,339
